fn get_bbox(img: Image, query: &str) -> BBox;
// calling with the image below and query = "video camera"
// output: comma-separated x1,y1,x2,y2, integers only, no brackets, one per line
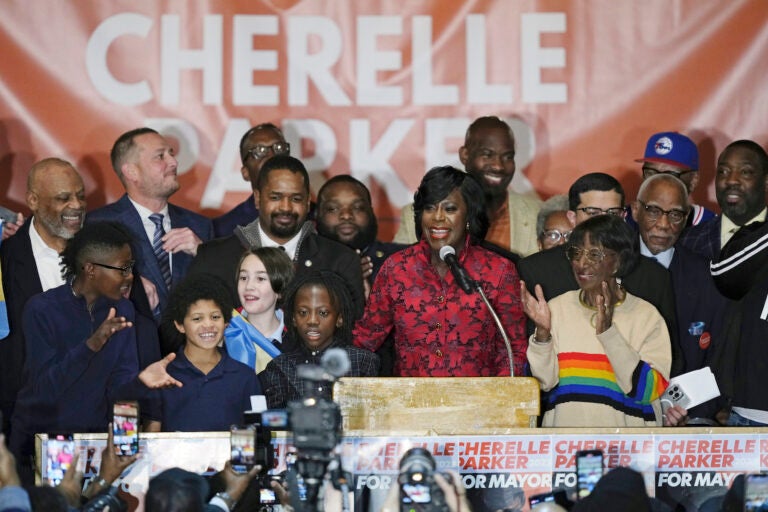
398,448,448,512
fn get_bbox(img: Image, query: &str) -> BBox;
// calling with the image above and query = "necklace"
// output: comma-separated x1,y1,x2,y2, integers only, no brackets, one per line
579,287,626,327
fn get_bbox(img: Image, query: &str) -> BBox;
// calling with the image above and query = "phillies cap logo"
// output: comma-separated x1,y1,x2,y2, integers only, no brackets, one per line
654,136,674,155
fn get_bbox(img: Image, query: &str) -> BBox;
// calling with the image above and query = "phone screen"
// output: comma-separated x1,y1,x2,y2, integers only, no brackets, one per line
45,435,75,486
576,450,603,499
529,490,568,508
260,487,277,504
402,483,432,504
745,473,768,511
113,401,140,456
230,425,256,473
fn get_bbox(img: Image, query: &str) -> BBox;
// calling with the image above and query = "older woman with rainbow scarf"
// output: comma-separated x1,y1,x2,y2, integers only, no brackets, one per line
521,215,672,427
225,247,294,373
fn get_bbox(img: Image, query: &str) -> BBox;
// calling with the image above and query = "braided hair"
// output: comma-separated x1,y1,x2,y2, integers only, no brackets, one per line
282,270,356,346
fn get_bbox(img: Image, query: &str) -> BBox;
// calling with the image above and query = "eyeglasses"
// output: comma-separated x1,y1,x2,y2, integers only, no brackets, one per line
91,261,135,277
247,142,290,160
642,166,695,181
565,246,613,265
541,229,572,243
638,201,689,225
575,206,626,217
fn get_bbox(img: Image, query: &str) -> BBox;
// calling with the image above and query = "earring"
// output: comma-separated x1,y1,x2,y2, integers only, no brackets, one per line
466,221,470,230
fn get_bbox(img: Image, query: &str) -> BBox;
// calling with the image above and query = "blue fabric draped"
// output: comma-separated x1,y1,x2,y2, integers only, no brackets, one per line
224,308,282,369
0,234,8,339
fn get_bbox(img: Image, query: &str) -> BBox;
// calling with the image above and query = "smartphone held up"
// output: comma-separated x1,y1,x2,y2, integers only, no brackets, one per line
113,401,140,456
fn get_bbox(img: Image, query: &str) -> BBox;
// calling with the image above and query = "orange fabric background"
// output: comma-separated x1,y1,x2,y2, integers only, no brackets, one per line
1,1,767,239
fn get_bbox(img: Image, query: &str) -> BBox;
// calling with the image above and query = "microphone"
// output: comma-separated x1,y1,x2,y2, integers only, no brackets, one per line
439,245,476,294
321,348,351,378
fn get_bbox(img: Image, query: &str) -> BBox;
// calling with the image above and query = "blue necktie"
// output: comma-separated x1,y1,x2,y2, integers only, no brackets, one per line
149,213,172,290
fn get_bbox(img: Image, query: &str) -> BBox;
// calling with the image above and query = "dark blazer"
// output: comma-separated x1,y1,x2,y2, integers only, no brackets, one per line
668,244,728,420
363,240,408,283
677,216,721,261
86,194,214,313
517,244,682,375
188,226,366,319
669,243,727,373
0,221,42,433
212,195,258,238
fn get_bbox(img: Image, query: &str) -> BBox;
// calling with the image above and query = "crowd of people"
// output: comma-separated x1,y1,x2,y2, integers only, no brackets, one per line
0,117,767,511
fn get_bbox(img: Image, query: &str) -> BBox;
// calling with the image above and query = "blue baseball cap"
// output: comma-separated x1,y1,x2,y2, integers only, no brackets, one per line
635,132,698,170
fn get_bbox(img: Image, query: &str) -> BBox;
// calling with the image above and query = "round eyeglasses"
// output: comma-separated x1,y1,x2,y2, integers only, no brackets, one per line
565,246,613,265
247,142,290,160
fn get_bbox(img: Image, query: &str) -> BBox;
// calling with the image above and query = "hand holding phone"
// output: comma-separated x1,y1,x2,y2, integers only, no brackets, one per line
112,401,139,456
45,434,76,486
576,449,603,500
230,425,257,474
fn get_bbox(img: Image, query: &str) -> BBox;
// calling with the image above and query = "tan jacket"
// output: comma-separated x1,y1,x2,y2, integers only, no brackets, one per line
392,190,542,256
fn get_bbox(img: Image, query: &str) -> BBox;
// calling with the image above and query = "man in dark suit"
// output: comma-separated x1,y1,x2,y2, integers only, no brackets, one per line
212,123,289,237
517,172,680,372
189,155,366,322
679,140,768,261
706,141,768,427
316,175,406,287
87,128,213,318
315,175,406,376
631,174,728,424
0,158,86,437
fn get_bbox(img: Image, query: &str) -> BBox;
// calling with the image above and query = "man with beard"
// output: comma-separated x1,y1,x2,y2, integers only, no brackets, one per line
188,155,365,326
316,175,406,287
212,123,290,237
0,158,86,436
393,116,541,256
679,140,768,260
87,128,213,318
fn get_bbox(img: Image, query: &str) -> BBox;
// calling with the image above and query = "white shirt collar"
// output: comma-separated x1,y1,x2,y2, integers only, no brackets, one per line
256,223,301,260
28,217,66,291
639,237,674,269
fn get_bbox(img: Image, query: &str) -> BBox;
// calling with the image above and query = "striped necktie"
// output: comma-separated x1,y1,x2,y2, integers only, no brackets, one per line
149,213,172,289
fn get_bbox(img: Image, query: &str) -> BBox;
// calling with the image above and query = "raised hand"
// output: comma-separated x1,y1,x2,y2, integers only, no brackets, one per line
162,227,202,256
86,308,133,352
594,281,615,335
520,281,552,341
138,353,183,389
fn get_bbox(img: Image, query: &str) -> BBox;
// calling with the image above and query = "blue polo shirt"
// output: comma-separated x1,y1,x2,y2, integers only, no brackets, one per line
158,348,262,431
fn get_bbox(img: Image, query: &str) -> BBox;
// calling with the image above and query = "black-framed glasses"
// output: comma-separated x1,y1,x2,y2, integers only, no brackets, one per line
541,229,572,244
575,206,626,217
91,261,135,277
247,142,290,160
565,246,612,265
642,166,696,181
638,201,689,225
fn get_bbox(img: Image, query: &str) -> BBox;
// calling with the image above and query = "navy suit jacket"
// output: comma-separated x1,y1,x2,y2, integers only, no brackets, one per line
212,195,258,238
86,194,213,312
668,244,728,373
678,216,721,261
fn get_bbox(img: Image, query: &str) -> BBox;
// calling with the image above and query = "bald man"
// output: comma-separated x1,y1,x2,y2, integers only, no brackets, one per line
393,116,541,256
0,158,86,436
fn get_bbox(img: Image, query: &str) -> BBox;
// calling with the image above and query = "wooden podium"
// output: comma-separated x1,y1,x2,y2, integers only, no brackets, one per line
333,377,540,435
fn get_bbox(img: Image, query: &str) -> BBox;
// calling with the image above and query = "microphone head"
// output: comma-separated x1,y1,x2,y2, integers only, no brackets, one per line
439,245,456,262
321,348,351,377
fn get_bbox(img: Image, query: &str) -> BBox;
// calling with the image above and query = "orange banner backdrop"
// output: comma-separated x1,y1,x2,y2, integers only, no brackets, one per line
1,1,767,238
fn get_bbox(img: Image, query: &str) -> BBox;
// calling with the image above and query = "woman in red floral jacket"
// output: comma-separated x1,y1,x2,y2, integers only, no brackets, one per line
352,166,527,377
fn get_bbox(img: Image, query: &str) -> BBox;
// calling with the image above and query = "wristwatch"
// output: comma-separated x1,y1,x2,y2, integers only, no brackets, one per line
214,491,236,510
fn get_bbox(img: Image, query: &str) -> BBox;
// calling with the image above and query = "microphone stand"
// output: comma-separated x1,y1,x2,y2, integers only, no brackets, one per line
472,282,515,377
